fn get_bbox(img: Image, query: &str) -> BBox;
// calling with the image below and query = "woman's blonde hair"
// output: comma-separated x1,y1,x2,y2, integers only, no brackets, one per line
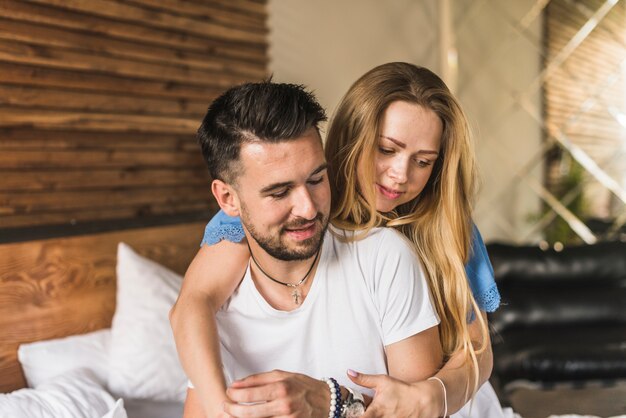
325,62,487,397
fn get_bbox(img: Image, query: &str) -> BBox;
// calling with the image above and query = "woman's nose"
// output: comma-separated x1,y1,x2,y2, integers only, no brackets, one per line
387,159,408,183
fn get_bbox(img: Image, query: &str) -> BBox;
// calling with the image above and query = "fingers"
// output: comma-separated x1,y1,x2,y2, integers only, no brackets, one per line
346,369,386,389
230,370,289,388
223,399,287,418
361,405,381,418
223,377,299,418
227,381,289,404
226,371,296,412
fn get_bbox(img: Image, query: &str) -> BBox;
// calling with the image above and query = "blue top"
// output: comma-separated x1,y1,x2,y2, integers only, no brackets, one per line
202,210,500,313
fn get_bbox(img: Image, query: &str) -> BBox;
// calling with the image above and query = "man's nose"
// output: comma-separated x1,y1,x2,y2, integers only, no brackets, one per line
291,187,317,220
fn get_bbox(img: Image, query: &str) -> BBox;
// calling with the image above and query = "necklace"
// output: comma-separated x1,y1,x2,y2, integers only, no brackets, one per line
246,243,321,305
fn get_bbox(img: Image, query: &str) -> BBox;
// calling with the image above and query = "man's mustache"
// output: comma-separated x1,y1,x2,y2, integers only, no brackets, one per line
282,213,326,230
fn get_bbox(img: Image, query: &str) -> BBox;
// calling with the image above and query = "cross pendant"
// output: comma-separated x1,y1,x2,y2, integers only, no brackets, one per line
292,289,301,305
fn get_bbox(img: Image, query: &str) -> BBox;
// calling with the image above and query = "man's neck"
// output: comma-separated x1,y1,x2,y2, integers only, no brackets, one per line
248,246,315,279
245,240,322,311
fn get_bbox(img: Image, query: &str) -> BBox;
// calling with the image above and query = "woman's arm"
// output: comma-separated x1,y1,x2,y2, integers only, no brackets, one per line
348,225,498,417
348,312,493,417
170,239,249,418
430,311,493,413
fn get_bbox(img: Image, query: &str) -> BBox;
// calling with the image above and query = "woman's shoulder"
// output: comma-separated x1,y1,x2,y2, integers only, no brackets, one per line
466,224,501,312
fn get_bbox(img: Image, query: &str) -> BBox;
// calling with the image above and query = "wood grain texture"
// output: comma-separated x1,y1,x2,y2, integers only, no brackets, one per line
0,39,253,88
0,168,208,192
187,0,266,17
0,148,204,169
0,128,200,151
0,108,199,133
0,222,206,393
0,85,208,117
0,0,267,62
0,0,267,230
122,0,267,31
27,0,266,45
2,185,210,211
0,204,212,228
0,17,266,79
0,62,226,100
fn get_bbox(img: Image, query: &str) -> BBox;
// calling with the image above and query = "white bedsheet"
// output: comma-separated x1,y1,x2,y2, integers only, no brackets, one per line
122,399,184,418
0,369,115,418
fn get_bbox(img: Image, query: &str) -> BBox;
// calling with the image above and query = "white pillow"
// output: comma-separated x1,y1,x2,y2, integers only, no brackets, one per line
0,368,116,418
101,399,128,418
18,329,111,388
107,243,187,401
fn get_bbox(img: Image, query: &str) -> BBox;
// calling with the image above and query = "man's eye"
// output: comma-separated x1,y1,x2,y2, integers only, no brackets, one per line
271,189,289,199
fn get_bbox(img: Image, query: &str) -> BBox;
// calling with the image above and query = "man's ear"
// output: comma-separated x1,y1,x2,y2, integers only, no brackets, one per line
211,179,241,217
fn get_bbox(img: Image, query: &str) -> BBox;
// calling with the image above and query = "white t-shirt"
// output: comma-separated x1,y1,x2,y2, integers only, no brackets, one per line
215,226,439,395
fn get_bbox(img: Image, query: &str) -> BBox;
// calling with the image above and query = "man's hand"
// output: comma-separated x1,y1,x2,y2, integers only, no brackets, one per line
223,370,331,418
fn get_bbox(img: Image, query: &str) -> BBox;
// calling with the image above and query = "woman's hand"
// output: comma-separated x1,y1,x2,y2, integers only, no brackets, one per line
347,370,444,418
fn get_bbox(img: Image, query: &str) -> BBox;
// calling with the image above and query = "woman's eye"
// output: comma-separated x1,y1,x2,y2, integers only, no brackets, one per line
378,147,394,155
415,160,432,168
308,177,324,185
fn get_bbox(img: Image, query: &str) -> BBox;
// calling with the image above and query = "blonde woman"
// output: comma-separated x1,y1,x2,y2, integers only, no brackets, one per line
171,62,502,417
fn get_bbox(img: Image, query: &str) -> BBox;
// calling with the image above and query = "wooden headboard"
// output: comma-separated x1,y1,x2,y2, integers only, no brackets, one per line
0,222,205,393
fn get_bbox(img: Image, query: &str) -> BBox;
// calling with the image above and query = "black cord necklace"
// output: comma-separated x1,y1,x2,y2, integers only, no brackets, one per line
246,242,321,305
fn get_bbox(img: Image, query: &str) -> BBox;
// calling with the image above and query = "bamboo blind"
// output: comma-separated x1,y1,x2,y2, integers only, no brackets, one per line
544,0,626,213
0,0,268,232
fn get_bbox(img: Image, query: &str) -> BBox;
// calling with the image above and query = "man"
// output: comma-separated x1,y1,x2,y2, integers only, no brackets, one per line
184,81,441,417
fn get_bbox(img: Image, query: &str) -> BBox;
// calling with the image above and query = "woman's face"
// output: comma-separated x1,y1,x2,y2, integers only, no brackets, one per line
373,101,443,213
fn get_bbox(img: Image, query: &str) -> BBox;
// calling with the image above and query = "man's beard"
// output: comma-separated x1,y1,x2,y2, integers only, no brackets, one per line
241,208,328,261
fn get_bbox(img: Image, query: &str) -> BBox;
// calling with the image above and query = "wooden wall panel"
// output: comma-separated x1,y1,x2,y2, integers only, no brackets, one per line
0,222,205,392
1,0,266,62
0,0,268,231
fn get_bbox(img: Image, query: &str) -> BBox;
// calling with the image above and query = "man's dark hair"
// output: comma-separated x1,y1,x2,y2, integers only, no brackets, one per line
197,81,327,183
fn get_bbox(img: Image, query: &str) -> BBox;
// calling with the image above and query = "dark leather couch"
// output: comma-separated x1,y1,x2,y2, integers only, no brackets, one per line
486,240,626,392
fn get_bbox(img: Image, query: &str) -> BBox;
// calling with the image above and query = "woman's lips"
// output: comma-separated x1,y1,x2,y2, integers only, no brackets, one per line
377,183,403,199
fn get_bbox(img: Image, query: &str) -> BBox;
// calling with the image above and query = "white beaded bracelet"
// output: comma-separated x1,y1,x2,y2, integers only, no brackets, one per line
321,377,342,418
427,376,448,417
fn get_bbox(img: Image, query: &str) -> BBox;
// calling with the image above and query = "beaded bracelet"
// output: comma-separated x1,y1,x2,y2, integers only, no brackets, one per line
321,377,343,418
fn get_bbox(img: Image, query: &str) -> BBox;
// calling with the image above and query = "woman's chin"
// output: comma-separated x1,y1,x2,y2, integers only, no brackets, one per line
375,200,398,213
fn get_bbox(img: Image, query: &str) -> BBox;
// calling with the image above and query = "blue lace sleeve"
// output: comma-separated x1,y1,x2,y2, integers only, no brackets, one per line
200,209,245,246
465,224,501,312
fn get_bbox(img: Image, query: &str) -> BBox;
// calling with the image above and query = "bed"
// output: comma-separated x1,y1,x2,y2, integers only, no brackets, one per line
0,222,205,417
4,223,622,418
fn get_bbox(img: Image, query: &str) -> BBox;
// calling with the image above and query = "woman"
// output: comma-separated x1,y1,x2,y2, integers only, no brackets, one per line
171,62,502,417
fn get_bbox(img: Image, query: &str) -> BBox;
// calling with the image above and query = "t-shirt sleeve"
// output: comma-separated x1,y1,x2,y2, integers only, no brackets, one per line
200,209,245,247
371,229,440,346
465,224,501,312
